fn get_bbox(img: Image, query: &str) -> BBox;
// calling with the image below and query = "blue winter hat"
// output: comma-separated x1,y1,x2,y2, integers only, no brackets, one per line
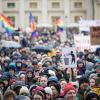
9,62,16,67
48,76,58,84
9,63,16,71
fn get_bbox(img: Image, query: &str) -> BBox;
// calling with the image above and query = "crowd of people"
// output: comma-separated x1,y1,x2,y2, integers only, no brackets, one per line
0,30,100,100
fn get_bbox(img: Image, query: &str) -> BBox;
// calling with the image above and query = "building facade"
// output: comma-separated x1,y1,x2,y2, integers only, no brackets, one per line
0,0,100,29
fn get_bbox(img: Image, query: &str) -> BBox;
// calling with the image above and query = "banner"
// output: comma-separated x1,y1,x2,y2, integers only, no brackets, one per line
79,20,100,32
90,26,100,45
62,47,77,68
74,35,91,51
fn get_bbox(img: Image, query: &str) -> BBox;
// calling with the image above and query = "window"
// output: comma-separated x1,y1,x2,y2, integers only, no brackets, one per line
7,3,15,8
52,2,60,8
74,16,80,22
8,16,15,26
74,2,82,8
29,2,37,8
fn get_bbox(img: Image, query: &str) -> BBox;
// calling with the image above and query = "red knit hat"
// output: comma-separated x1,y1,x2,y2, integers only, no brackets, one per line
64,83,76,95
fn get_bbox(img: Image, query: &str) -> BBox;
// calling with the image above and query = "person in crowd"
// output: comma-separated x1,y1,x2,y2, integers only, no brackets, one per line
16,59,22,73
40,76,48,87
0,79,5,94
64,83,77,100
3,89,16,100
60,79,67,95
44,87,53,100
77,60,85,75
77,76,90,100
47,76,59,86
2,59,10,73
18,72,26,84
50,83,61,99
89,77,99,87
26,68,34,88
19,86,30,97
8,63,17,81
12,81,22,95
1,75,9,92
29,84,38,98
63,68,74,82
85,91,99,100
32,90,46,100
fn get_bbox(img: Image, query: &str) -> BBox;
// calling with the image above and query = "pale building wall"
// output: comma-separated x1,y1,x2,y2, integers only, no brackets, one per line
0,0,3,13
95,0,100,19
0,0,100,29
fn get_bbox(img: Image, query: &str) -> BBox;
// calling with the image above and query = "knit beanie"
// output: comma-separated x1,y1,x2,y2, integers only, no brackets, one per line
64,83,76,95
9,62,16,71
19,86,29,96
47,76,58,85
44,87,53,95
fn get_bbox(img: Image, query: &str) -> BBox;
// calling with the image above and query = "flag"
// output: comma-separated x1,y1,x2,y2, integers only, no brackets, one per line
0,14,15,35
29,12,38,38
55,18,64,32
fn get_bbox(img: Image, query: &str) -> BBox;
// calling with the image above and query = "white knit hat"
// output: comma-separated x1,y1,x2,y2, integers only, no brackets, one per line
48,70,56,76
19,86,29,95
44,87,53,95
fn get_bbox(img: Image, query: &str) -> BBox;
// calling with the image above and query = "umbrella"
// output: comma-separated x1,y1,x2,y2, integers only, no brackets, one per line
1,40,21,48
32,45,52,52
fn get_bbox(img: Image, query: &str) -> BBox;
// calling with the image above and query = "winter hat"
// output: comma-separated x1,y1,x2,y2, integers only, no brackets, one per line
13,81,23,90
35,86,44,92
48,76,58,85
20,73,26,78
9,62,16,71
48,70,56,76
29,84,38,96
44,87,52,95
79,76,89,86
19,86,30,96
64,83,76,95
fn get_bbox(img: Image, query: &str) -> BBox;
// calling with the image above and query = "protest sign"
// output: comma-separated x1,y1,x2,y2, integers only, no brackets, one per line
62,47,77,68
